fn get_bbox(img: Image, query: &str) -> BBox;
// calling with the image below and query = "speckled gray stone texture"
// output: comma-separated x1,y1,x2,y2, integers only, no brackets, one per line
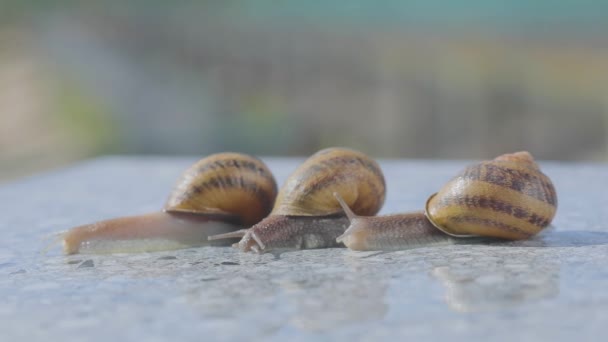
1,157,607,342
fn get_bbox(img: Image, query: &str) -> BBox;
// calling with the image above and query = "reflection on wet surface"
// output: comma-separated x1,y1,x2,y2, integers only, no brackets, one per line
423,230,608,312
173,252,393,333
432,262,559,312
280,274,388,332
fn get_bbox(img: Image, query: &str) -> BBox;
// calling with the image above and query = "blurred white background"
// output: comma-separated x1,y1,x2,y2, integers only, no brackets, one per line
1,1,607,181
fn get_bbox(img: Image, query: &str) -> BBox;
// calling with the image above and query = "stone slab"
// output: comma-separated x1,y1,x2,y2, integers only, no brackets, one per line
1,156,607,341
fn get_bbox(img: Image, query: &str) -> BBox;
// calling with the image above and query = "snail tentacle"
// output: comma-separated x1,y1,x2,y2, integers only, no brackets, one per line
207,229,249,241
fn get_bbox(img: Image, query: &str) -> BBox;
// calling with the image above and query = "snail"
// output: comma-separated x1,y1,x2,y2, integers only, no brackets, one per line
60,153,278,254
335,151,558,251
208,147,386,253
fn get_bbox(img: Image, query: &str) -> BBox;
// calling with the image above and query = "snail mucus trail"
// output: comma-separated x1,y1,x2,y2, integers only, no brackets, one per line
209,147,387,253
334,151,558,251
61,153,278,254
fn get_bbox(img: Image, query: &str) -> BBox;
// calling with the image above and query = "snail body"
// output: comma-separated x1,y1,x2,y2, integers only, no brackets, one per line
209,147,386,253
336,151,558,251
334,207,458,251
62,153,277,254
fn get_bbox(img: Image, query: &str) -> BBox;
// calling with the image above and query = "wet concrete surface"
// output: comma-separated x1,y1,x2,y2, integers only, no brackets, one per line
1,156,607,341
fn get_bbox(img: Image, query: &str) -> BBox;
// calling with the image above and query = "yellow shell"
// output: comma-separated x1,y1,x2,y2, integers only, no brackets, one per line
272,147,386,217
164,153,278,226
425,151,558,240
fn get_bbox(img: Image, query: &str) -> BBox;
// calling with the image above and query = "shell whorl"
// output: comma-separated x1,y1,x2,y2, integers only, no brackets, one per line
164,153,278,226
271,147,386,217
425,151,557,240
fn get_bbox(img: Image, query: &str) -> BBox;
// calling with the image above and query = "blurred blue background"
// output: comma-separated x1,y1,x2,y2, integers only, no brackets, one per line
1,1,607,181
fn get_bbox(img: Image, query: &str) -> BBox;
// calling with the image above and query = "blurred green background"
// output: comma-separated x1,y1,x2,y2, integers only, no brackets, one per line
1,1,607,181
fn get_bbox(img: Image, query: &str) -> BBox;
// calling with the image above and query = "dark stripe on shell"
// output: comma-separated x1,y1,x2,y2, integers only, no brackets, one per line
298,157,385,213
460,163,557,206
194,158,276,185
436,194,552,228
445,216,534,238
299,155,385,194
176,176,274,212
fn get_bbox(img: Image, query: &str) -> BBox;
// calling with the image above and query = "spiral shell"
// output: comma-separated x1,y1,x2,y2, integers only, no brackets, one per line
164,152,278,226
271,147,386,217
425,151,557,240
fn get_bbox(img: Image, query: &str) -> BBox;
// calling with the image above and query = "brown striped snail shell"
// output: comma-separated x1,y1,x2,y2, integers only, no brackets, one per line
272,147,386,217
61,153,278,254
335,151,558,251
208,147,386,253
165,152,278,226
425,151,557,240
